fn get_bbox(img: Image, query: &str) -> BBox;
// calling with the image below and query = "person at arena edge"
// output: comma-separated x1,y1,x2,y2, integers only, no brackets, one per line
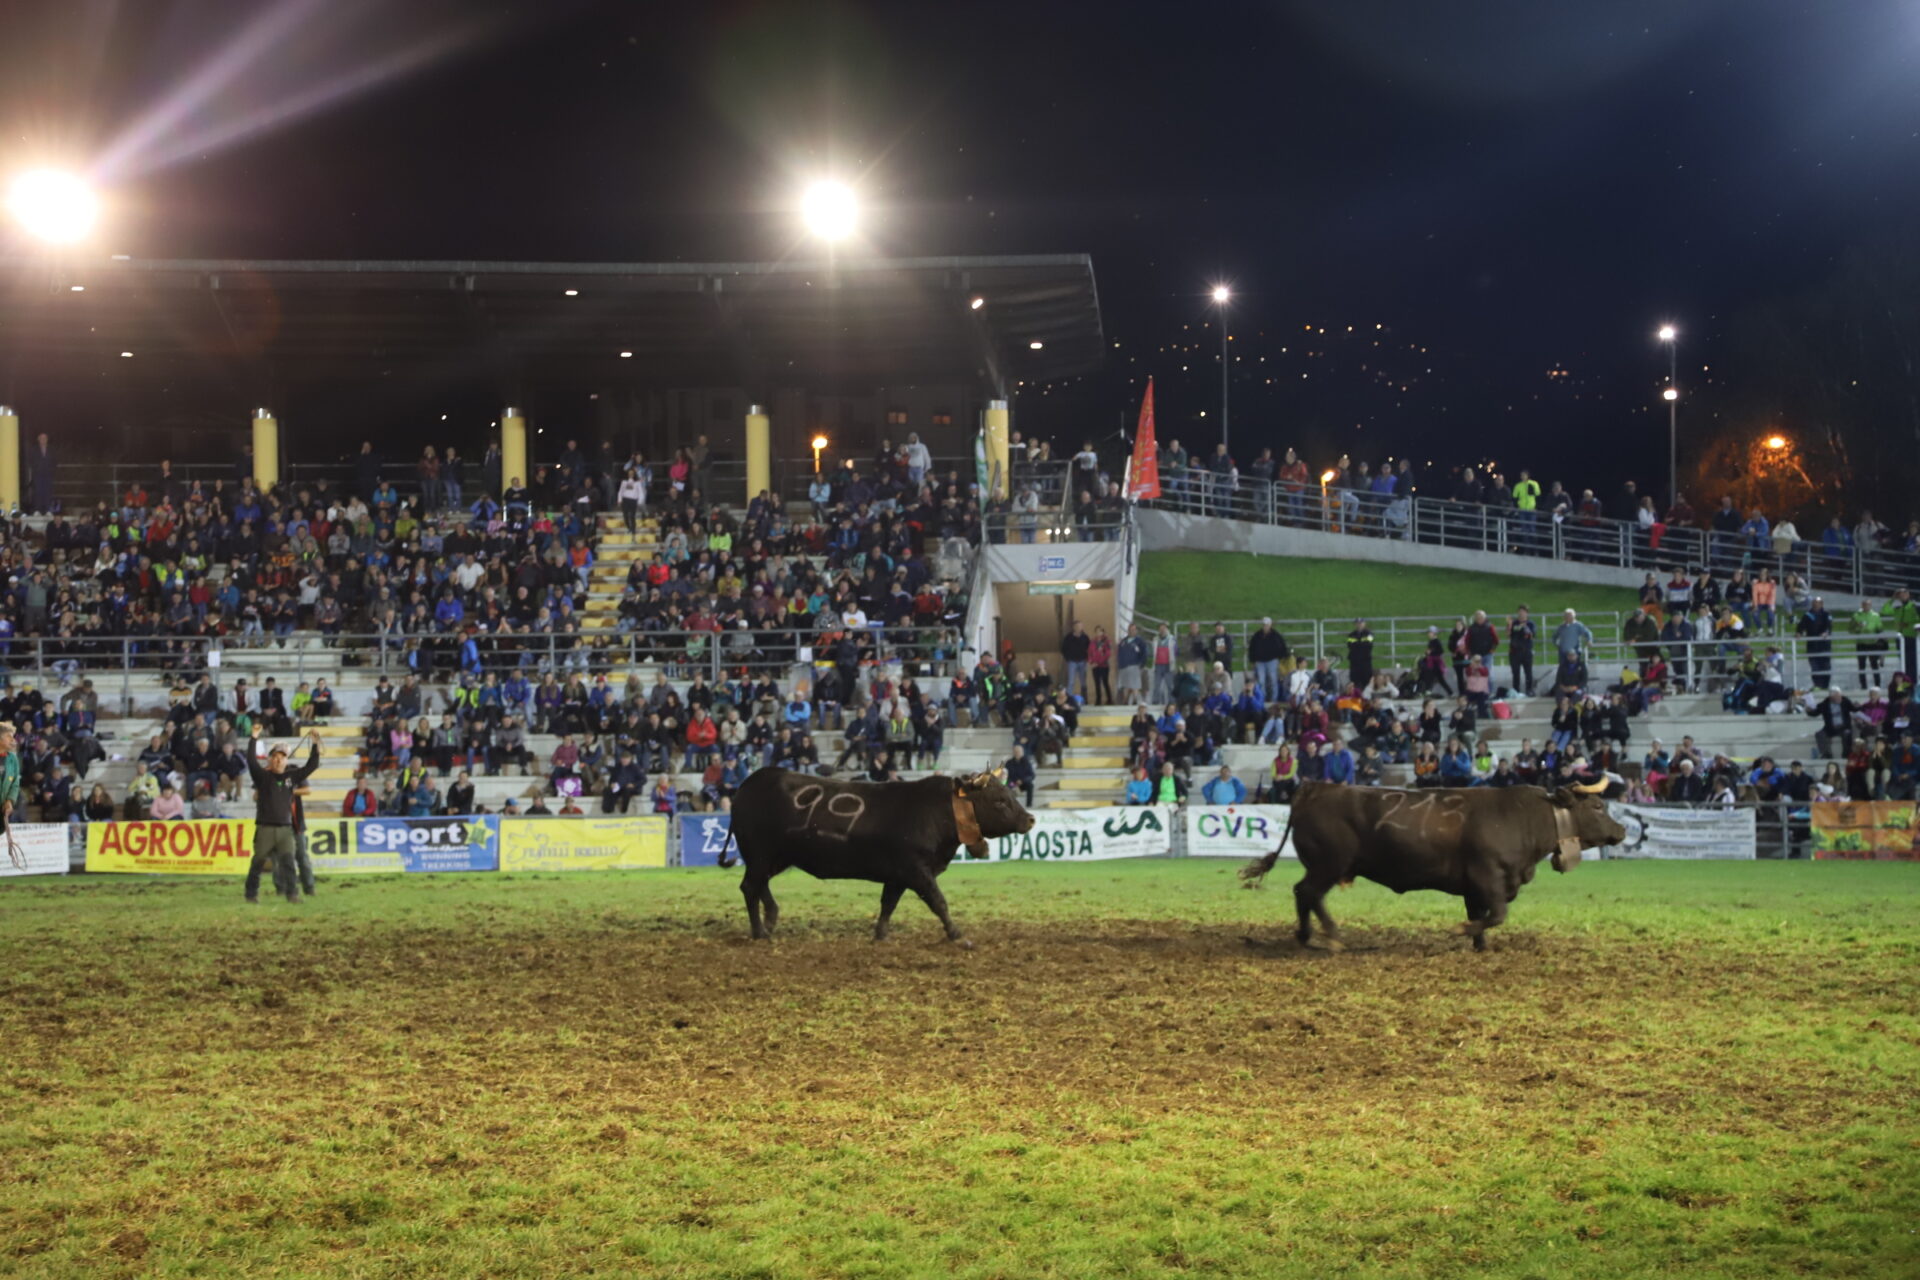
0,722,19,845
245,727,323,904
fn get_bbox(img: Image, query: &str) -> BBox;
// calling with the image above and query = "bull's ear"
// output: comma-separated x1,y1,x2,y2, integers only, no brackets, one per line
1549,787,1576,808
992,767,1007,781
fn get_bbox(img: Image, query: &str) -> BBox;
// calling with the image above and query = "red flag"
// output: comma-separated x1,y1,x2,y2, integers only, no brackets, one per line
1126,379,1161,500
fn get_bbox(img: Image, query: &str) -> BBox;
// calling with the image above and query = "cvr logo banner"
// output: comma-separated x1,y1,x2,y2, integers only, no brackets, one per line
1186,806,1295,859
358,816,501,873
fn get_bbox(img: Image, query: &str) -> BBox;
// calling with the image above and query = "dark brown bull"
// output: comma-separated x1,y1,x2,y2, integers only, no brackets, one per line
719,767,1036,946
1241,781,1626,951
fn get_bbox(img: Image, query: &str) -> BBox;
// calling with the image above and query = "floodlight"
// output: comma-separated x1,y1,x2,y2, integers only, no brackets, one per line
6,170,98,243
801,180,858,241
1663,388,1679,402
1211,285,1231,304
1657,325,1677,343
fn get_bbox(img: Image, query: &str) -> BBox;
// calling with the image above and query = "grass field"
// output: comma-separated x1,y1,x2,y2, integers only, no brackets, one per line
1137,552,1637,629
2,861,1917,1279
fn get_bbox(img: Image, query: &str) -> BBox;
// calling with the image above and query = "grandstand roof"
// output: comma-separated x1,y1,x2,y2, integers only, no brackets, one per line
0,253,1104,398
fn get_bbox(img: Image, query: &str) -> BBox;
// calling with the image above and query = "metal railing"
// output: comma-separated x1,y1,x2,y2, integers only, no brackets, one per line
983,508,1126,544
3,625,966,715
1127,620,1910,699
1141,477,1920,600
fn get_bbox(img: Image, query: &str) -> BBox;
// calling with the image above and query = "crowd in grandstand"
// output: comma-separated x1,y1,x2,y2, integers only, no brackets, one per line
18,427,1920,826
6,432,993,820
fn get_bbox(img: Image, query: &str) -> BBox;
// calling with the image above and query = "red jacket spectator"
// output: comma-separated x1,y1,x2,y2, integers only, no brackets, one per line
685,711,719,750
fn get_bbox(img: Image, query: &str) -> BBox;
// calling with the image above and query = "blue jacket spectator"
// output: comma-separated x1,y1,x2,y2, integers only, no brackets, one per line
1323,745,1356,785
1201,768,1247,805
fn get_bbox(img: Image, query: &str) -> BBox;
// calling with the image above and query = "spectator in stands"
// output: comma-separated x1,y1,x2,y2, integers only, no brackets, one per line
1115,623,1150,707
1151,624,1175,705
1201,765,1246,805
1809,687,1857,760
1668,757,1708,803
1247,618,1291,702
1797,596,1835,688
149,780,186,820
1060,622,1091,702
1153,760,1187,805
1004,744,1036,807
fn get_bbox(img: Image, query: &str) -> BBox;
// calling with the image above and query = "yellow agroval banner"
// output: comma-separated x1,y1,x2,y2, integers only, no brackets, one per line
86,819,255,874
85,818,405,874
497,816,669,872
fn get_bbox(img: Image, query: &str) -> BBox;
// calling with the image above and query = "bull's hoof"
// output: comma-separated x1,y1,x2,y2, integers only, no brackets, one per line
1452,921,1484,936
950,937,974,950
1320,937,1345,953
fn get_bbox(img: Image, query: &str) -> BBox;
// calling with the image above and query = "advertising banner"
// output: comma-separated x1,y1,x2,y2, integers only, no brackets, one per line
1186,805,1295,859
1810,801,1920,860
358,816,500,873
499,816,669,871
1,824,70,877
1602,802,1757,860
962,805,1177,863
678,813,734,867
87,819,256,874
301,816,403,875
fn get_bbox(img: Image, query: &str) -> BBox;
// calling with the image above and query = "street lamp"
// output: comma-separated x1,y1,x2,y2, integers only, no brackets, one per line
1657,323,1679,508
1210,285,1232,455
1763,433,1788,451
800,180,858,242
811,434,829,473
5,169,98,243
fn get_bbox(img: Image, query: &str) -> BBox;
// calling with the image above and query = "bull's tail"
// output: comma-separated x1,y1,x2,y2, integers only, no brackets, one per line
717,827,737,869
1239,809,1298,889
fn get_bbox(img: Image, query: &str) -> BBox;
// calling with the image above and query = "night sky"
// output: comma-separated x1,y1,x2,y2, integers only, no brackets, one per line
6,0,1920,492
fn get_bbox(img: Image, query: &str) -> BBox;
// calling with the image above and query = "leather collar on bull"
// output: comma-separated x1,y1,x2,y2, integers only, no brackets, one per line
951,783,989,860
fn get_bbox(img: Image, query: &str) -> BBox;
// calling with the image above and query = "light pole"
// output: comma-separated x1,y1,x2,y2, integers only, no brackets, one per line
1211,285,1232,456
1658,324,1679,508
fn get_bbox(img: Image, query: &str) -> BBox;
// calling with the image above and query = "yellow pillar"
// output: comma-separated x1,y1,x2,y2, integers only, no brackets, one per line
0,407,18,511
984,399,1010,501
252,408,279,492
745,404,771,501
501,407,527,496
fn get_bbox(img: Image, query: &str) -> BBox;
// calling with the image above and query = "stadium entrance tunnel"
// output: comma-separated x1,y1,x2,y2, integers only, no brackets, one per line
993,579,1114,679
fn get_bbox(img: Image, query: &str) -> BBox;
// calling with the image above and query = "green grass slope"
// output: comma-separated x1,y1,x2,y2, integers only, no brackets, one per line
0,861,1915,1279
1138,550,1637,627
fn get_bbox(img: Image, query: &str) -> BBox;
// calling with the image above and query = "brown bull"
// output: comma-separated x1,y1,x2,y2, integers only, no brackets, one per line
1241,781,1626,951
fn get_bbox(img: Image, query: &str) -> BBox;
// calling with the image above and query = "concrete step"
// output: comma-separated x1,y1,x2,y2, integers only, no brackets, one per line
1058,755,1129,770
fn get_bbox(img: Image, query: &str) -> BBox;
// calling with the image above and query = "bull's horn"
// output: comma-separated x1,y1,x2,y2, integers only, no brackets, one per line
992,767,1006,780
1571,779,1609,794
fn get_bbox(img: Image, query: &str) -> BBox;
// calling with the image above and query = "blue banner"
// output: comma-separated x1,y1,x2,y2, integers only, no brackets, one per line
678,813,733,867
358,816,500,873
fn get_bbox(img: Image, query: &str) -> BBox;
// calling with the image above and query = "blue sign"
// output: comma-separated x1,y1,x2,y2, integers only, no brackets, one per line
678,814,733,867
358,816,500,873
1038,555,1067,573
